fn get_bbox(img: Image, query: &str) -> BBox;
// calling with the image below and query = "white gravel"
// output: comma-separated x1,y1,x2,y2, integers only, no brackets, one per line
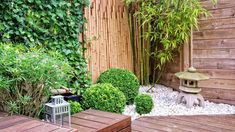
123,84,235,120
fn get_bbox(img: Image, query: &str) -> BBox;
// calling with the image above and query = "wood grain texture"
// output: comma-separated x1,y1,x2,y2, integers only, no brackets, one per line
193,58,235,70
0,113,76,132
0,110,130,132
194,39,235,50
132,115,235,132
162,0,235,104
207,98,235,105
199,17,235,30
202,87,235,100
70,109,131,132
202,0,235,10
194,49,235,59
208,7,235,19
194,28,235,40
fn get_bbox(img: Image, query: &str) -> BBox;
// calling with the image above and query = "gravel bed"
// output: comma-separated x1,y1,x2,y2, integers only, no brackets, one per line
123,84,235,120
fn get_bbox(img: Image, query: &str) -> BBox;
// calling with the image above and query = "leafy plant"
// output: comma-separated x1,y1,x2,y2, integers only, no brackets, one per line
97,68,140,104
124,0,216,85
68,101,83,115
0,43,73,117
82,83,126,113
0,0,91,92
135,94,153,115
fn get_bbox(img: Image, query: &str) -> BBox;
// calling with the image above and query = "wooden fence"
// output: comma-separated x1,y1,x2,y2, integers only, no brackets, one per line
83,0,133,82
83,0,235,105
161,0,235,105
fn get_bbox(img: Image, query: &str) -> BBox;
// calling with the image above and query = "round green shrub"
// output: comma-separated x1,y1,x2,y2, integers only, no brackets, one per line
135,94,153,115
82,83,126,113
97,68,140,104
68,101,83,115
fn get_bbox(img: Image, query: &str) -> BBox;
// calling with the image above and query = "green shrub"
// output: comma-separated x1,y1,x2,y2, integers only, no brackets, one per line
83,83,126,113
68,101,83,115
135,94,153,115
97,68,140,104
0,43,73,117
0,0,91,92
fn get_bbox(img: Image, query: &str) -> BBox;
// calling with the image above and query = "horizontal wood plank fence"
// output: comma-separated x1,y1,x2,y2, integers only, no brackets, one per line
83,0,133,82
160,0,235,105
83,0,235,105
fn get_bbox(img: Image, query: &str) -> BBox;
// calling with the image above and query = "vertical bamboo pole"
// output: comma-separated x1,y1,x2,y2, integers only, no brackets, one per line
190,26,193,67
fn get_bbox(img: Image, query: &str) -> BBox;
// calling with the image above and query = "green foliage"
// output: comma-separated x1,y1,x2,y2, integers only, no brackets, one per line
0,0,91,91
68,101,83,115
135,94,153,115
0,43,73,117
97,68,140,104
124,0,215,84
83,83,126,113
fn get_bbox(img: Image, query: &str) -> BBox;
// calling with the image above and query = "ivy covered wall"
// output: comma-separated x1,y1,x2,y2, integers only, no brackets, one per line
0,0,91,90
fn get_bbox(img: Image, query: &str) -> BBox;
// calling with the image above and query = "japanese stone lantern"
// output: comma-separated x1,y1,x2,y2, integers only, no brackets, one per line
175,67,209,108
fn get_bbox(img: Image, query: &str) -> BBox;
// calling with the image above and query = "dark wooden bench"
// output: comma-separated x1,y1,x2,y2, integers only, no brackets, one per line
68,109,131,132
0,111,77,132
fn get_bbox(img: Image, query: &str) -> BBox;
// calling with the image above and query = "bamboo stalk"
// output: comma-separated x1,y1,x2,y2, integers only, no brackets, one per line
190,26,193,67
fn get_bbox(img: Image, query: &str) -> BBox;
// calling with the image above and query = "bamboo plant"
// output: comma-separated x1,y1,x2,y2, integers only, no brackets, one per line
124,0,216,86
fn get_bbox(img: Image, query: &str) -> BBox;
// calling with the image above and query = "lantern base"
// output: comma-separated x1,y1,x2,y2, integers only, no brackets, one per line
177,91,205,108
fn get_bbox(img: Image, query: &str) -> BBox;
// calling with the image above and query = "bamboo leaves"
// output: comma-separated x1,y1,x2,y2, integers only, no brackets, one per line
124,0,214,84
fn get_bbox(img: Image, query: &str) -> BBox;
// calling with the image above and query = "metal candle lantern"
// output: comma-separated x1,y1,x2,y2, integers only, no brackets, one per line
175,67,209,108
45,95,71,127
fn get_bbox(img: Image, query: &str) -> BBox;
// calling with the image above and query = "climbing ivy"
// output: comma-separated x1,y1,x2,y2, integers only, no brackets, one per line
0,0,91,91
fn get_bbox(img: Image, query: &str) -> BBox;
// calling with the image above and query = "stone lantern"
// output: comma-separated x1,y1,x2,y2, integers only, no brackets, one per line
175,67,209,108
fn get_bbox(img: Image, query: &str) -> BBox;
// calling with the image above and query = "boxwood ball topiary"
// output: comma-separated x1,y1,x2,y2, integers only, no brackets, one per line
135,94,153,115
97,68,140,104
68,101,83,115
82,83,126,113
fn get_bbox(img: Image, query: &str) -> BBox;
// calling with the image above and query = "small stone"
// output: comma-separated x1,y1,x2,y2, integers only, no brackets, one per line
123,84,235,120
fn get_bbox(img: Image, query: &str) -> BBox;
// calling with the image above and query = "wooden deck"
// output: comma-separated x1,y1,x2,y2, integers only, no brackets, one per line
68,109,131,132
2,110,235,132
0,111,77,132
132,114,235,132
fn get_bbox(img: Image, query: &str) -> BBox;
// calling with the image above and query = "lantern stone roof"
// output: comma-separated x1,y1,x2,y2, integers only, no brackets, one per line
175,67,209,81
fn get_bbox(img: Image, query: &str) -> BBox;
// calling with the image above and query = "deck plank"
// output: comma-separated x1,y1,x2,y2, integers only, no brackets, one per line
71,109,131,132
70,123,96,132
133,115,235,132
0,111,8,119
133,120,179,132
71,112,114,124
0,110,131,132
23,123,59,132
0,116,30,130
171,115,235,131
69,117,108,129
132,124,163,132
0,120,43,132
2,111,234,132
149,117,216,132
82,109,128,120
0,112,76,132
119,126,132,132
138,117,200,132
